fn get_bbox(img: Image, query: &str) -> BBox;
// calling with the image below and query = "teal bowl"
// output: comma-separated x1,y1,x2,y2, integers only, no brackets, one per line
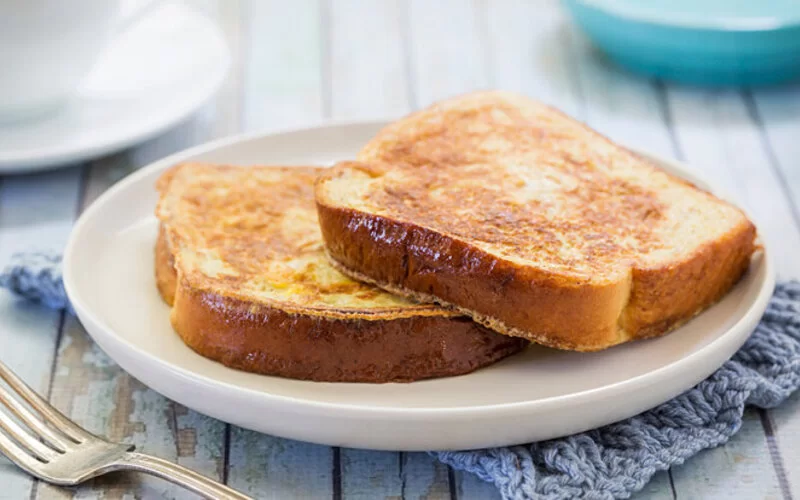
561,0,800,86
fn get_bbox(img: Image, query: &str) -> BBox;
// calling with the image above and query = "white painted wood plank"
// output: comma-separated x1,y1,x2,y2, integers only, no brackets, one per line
665,87,800,280
572,46,784,499
39,316,227,499
0,167,83,500
455,471,501,500
454,453,677,500
329,0,410,119
225,2,337,498
407,0,490,107
669,409,782,500
32,2,245,498
555,9,782,498
486,0,582,117
243,0,324,129
210,0,245,136
403,453,451,500
340,450,401,499
569,31,674,156
405,1,516,496
488,4,674,497
767,394,800,499
472,3,611,498
632,472,674,500
327,1,455,497
338,451,450,500
751,85,800,205
749,84,800,499
662,88,793,498
227,428,333,499
36,154,227,500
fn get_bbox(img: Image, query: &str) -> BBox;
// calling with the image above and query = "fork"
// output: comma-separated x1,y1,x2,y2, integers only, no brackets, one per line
0,359,251,499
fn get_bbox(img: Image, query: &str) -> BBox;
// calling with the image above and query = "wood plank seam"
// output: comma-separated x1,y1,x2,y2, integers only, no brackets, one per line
399,451,406,499
448,467,458,500
398,0,418,110
222,0,248,486
654,80,686,162
563,29,588,123
641,79,686,500
667,469,678,499
320,0,333,120
27,164,91,500
320,4,342,499
742,90,799,500
325,2,460,496
742,90,800,231
222,424,231,485
214,0,245,489
746,84,800,499
657,81,791,498
234,0,248,137
758,409,795,500
743,88,800,499
403,0,494,496
237,0,251,134
474,0,493,89
648,79,783,500
168,403,181,469
332,447,342,500
565,24,677,498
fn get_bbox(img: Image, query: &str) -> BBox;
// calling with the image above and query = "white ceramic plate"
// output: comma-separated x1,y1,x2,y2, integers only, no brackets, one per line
0,2,229,173
63,121,775,451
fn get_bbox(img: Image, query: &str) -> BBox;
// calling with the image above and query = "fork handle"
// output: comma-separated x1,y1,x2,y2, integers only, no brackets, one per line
114,452,252,499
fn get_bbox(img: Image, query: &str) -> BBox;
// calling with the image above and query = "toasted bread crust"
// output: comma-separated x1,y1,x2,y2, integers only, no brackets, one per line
621,221,756,338
314,91,757,350
156,227,526,382
316,200,755,351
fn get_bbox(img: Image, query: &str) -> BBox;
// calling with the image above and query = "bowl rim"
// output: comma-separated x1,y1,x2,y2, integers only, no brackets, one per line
568,0,800,32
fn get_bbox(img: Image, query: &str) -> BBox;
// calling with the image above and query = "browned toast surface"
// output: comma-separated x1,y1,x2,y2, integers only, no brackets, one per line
315,91,757,351
155,163,527,382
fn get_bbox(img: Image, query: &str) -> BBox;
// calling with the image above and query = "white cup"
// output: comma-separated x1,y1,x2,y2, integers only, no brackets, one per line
0,0,159,124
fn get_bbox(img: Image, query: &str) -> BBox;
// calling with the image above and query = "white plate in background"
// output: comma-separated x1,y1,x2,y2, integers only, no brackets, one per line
63,121,774,451
0,2,229,174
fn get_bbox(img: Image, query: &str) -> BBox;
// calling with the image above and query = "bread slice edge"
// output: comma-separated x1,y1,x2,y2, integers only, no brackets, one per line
316,182,757,351
156,224,528,382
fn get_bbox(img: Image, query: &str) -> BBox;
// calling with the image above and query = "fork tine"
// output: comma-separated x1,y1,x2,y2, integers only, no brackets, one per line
0,409,59,462
0,429,47,479
0,360,88,443
0,384,69,452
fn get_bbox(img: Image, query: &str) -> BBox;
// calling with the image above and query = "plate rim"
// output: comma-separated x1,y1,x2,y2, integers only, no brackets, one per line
63,119,776,418
0,4,230,173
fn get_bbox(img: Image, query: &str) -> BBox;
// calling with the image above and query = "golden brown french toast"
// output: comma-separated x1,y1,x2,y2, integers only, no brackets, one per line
315,91,757,351
155,163,527,382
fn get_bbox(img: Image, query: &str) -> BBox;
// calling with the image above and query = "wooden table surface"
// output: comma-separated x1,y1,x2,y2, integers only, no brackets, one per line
1,1,799,498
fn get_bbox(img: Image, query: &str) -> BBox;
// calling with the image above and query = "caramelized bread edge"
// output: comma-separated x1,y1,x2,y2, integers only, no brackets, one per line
620,217,756,338
155,225,527,382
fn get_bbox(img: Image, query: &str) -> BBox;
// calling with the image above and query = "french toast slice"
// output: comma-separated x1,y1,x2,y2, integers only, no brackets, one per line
154,163,527,383
315,91,757,351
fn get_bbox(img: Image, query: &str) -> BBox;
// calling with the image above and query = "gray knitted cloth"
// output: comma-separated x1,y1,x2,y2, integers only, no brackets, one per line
2,251,799,500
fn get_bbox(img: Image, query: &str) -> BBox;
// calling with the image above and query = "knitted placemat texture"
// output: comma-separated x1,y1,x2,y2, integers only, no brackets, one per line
2,252,799,500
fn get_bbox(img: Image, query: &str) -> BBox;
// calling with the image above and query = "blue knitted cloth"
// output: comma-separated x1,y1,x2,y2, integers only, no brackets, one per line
2,252,800,500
